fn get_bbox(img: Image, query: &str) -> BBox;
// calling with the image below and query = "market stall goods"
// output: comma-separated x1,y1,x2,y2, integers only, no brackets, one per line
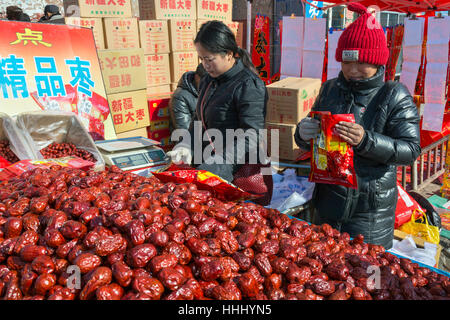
0,140,19,165
40,143,96,163
0,166,448,300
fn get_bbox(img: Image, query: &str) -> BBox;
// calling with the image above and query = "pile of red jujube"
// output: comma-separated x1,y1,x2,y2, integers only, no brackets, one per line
0,140,19,164
40,143,96,163
0,165,448,300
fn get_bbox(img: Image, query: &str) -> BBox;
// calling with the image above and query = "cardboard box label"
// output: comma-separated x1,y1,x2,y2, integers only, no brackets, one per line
139,0,196,20
104,17,140,49
108,89,150,133
266,77,321,124
197,0,231,21
145,54,171,87
139,20,170,54
65,17,105,49
63,0,132,18
169,20,196,52
170,51,199,84
99,49,147,94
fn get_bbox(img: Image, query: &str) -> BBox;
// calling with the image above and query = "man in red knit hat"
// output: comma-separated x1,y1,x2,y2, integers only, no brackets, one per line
295,3,421,249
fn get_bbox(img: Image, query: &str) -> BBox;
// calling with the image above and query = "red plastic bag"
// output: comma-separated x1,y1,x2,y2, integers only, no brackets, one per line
153,169,259,202
309,111,358,189
395,182,423,229
0,155,10,169
0,157,95,181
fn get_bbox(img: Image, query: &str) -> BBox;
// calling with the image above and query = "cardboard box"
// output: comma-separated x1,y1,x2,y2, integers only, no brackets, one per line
108,89,150,134
266,122,301,161
116,127,148,138
170,51,199,84
98,48,147,94
63,0,132,18
145,54,171,87
197,19,239,39
139,20,170,54
138,0,197,20
196,0,231,21
171,83,178,92
104,17,140,49
234,21,244,48
65,17,105,49
168,19,196,52
148,96,170,121
147,85,172,97
266,77,322,125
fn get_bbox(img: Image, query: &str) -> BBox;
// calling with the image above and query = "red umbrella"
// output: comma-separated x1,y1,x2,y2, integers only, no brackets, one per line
302,0,450,14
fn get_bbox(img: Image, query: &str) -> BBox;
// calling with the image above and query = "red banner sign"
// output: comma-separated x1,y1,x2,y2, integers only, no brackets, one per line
252,15,271,84
0,20,109,138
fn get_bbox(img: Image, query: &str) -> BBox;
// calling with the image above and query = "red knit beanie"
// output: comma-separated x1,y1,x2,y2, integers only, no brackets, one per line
335,3,389,66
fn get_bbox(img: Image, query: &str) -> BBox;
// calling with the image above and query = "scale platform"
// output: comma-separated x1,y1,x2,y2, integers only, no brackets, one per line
95,137,170,175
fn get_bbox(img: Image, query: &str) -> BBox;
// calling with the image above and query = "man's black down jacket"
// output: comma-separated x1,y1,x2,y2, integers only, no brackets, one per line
169,71,199,130
295,67,421,249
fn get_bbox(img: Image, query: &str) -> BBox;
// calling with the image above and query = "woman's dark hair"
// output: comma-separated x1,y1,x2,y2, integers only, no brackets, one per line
195,20,257,75
6,6,22,21
195,63,206,78
18,13,31,22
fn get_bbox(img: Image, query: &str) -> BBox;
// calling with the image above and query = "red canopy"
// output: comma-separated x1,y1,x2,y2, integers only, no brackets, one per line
302,0,450,14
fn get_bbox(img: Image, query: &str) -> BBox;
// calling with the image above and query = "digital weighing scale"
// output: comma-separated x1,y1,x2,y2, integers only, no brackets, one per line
95,137,171,177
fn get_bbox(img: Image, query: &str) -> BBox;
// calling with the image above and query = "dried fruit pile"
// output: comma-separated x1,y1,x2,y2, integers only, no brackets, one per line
40,143,95,163
0,140,19,164
0,165,448,300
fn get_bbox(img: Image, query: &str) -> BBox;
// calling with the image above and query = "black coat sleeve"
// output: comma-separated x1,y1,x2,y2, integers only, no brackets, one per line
355,84,421,165
169,88,195,130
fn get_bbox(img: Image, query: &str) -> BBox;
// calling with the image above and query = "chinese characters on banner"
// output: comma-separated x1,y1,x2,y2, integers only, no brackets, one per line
251,15,271,84
0,21,110,139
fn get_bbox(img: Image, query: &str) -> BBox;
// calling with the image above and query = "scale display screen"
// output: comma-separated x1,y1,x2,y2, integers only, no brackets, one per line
147,150,165,162
113,154,148,169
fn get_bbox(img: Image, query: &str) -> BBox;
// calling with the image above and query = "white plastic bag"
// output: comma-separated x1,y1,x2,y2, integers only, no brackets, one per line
0,112,40,161
390,236,437,267
15,111,105,171
267,169,315,211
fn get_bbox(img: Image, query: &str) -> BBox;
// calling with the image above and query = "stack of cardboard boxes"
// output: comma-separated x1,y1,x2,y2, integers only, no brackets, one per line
265,77,322,161
64,0,150,139
63,0,241,147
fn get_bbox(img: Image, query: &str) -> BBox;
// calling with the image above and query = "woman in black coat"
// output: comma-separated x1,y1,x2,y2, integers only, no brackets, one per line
168,20,272,204
295,3,421,249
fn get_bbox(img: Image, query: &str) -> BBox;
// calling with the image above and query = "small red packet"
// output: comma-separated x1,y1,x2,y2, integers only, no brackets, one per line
0,157,95,181
309,111,358,189
153,169,259,201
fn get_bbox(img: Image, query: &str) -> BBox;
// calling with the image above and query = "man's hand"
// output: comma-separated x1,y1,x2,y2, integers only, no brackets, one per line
335,121,365,146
